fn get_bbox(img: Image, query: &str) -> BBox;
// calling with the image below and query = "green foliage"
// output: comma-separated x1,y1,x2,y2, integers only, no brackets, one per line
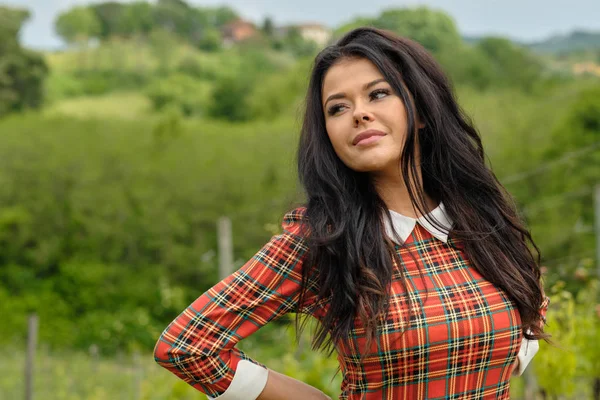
116,1,154,37
146,74,212,117
54,0,239,51
0,112,299,352
529,29,600,54
0,6,48,117
55,6,101,45
333,17,377,40
209,74,254,121
91,1,126,40
476,37,545,93
1,319,342,399
377,6,462,54
510,84,600,292
247,57,311,119
44,72,87,103
202,5,238,28
0,6,30,48
261,16,275,37
435,45,495,90
207,47,284,121
533,279,600,398
535,281,579,396
148,28,180,72
280,27,320,57
71,70,151,96
197,27,222,52
574,280,600,381
0,48,48,115
44,92,151,120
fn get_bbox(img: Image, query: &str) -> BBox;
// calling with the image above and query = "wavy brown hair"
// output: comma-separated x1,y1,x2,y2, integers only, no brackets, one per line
294,27,552,357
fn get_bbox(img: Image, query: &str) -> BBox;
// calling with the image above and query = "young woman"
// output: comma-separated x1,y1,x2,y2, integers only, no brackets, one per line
154,27,551,400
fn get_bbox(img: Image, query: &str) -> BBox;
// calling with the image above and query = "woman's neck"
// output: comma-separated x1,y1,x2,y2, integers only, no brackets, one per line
371,171,437,219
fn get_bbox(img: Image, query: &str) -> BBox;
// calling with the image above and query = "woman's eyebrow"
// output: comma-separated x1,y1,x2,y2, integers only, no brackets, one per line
323,78,387,107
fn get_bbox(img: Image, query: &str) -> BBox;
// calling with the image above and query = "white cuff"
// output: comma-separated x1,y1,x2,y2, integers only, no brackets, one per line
206,360,269,400
514,329,539,376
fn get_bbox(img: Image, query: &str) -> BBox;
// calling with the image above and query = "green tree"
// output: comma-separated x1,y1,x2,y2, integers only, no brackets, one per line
376,7,462,54
209,74,254,121
283,27,318,57
333,17,377,40
153,0,192,36
203,5,238,28
90,1,126,40
55,6,101,45
476,37,545,93
0,5,30,49
198,27,222,52
146,73,212,117
262,16,275,37
0,6,48,117
116,1,154,37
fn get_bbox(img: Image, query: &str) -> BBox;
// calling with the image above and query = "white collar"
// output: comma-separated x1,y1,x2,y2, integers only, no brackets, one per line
383,202,453,244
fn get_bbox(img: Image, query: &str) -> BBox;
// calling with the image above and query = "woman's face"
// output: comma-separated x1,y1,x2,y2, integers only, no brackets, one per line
321,57,418,177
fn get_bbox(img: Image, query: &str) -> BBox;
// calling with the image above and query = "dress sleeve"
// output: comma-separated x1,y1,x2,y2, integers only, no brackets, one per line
153,207,315,399
513,294,551,376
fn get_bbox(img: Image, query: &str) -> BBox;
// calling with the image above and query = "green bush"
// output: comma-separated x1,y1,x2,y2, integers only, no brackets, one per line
146,74,212,117
0,113,299,353
73,70,151,96
208,74,254,121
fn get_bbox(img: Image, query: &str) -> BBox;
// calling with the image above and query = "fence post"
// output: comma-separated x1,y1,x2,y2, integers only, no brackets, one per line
523,360,539,400
25,313,38,400
217,216,234,280
133,351,142,400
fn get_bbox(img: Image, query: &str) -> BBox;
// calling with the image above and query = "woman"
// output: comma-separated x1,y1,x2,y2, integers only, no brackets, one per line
154,27,551,400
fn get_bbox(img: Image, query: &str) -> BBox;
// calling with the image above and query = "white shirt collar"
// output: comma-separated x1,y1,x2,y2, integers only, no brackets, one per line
383,202,453,244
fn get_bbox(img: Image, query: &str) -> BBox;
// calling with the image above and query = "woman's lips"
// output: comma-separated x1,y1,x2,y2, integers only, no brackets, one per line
353,129,387,146
355,135,385,146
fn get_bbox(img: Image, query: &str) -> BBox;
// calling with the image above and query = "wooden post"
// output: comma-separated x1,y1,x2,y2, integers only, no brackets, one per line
133,351,142,400
25,313,38,400
595,184,600,289
217,216,234,280
594,183,600,400
523,361,538,400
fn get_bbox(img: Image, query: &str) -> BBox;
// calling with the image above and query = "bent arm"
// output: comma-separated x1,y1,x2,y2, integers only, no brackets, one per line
256,369,331,400
154,208,322,399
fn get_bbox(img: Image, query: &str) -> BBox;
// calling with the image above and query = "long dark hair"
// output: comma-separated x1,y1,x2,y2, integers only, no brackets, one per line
294,27,551,356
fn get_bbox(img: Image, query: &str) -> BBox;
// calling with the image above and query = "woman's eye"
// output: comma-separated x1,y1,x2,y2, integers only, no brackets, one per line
326,89,390,116
327,104,344,116
370,89,390,100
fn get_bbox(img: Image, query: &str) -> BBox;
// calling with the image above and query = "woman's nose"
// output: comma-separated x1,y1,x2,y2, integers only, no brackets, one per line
354,110,373,126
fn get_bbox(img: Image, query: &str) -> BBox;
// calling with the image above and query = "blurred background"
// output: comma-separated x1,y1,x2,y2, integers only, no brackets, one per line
0,0,599,399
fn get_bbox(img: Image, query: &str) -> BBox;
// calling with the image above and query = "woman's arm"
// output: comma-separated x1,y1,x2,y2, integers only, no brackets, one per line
154,208,321,399
511,357,520,377
257,369,331,400
512,293,550,377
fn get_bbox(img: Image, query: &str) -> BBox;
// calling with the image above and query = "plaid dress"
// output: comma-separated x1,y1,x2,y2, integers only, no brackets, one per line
154,206,550,399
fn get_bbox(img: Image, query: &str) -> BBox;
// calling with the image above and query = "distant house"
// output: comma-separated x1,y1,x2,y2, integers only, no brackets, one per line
296,23,332,47
572,62,600,77
221,19,258,46
276,23,332,47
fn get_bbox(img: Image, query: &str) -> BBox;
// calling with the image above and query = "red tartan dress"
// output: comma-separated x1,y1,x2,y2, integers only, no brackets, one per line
154,203,549,400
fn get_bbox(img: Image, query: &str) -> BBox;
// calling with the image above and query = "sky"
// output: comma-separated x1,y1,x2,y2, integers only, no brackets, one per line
6,0,600,50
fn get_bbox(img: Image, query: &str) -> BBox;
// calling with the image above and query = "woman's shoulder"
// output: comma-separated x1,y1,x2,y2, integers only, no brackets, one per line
281,206,310,237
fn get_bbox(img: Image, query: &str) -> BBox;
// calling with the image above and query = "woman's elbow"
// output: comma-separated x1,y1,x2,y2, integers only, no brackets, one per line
153,334,168,365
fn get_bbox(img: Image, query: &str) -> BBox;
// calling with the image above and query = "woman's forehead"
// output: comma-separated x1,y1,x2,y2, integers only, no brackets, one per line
322,58,386,99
